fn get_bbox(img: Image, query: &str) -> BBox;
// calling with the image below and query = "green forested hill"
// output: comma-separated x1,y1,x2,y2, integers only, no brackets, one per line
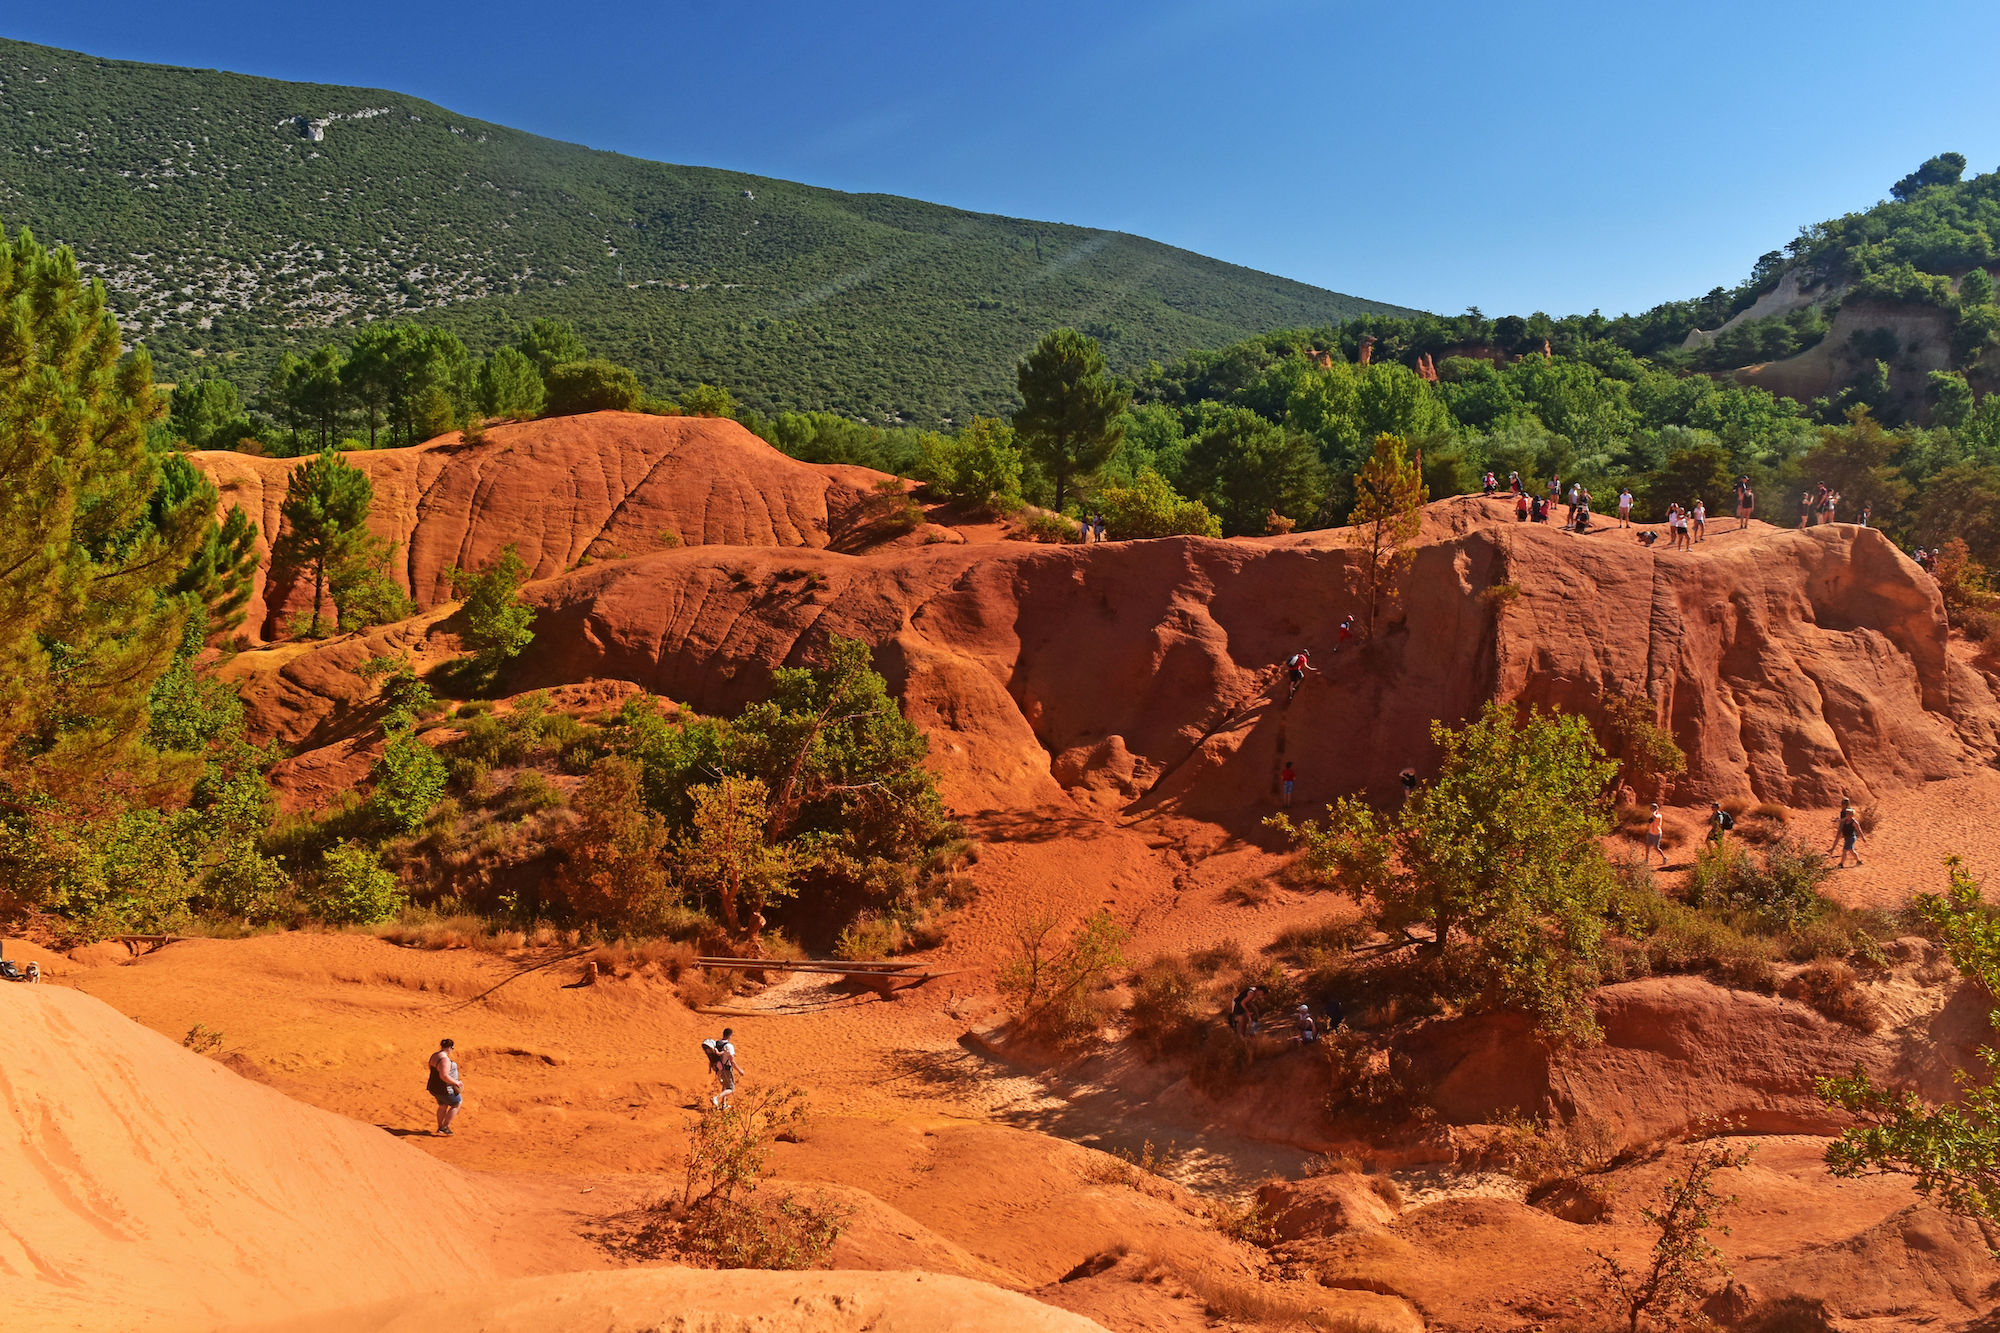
0,37,1410,423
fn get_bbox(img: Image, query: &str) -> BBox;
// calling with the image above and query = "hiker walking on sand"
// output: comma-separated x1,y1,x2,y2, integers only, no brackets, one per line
1707,800,1735,844
1282,648,1319,703
1645,802,1669,866
703,1028,745,1109
1829,803,1866,868
428,1038,463,1136
1280,762,1297,807
1618,487,1634,528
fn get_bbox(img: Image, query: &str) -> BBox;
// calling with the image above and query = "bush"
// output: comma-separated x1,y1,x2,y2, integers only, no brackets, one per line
1009,510,1081,544
368,730,448,832
915,417,1023,512
544,360,644,415
1685,839,1831,934
1126,955,1210,1058
1095,471,1222,539
1782,960,1883,1031
643,1085,848,1270
998,910,1127,1047
306,843,405,925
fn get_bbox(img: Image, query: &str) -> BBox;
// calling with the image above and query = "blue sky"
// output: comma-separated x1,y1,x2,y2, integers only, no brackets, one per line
10,1,2000,316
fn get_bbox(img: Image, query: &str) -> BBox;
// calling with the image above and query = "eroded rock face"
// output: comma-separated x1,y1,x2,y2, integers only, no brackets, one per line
1256,1173,1404,1240
191,412,897,644
215,418,2000,813
1397,974,1989,1151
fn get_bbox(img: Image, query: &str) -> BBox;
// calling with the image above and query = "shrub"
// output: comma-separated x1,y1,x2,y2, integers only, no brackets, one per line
1095,471,1222,539
915,417,1023,512
643,1085,849,1270
547,755,675,930
368,730,448,832
999,910,1127,1047
1189,1025,1253,1098
305,843,405,925
447,544,535,687
544,359,643,415
1685,839,1831,934
1009,510,1081,544
1126,955,1210,1058
1593,1136,1755,1333
1782,960,1883,1032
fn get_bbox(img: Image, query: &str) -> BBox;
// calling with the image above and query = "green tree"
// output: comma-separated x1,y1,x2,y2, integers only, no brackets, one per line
153,454,263,635
304,843,404,925
676,383,738,418
1095,471,1221,539
274,449,374,636
679,775,793,935
517,317,589,377
1642,436,1735,522
915,417,1024,512
1180,405,1327,535
549,754,675,929
268,346,349,453
1912,461,2000,568
170,371,253,452
0,225,210,793
1013,329,1129,513
1960,267,1996,308
1593,1137,1754,1333
545,359,644,416
340,325,401,448
448,544,536,686
1798,409,1914,531
1348,433,1428,637
1891,152,1968,201
1274,701,1618,1040
478,345,545,420
367,729,446,832
1820,857,2000,1222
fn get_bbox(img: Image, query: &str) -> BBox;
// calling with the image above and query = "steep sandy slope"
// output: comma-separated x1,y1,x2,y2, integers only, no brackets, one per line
192,412,902,643
0,984,1125,1333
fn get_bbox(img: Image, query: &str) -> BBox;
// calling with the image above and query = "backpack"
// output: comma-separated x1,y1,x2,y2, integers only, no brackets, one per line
1716,810,1735,831
701,1038,727,1071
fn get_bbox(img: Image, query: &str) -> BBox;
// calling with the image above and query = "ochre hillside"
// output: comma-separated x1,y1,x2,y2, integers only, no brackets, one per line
218,414,2000,815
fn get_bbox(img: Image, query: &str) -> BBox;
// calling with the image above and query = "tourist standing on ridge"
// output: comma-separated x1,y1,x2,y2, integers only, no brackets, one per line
1692,499,1707,543
1800,489,1814,529
1483,472,1497,496
1618,487,1633,528
1516,491,1530,522
1736,479,1755,530
1644,802,1669,867
1547,475,1562,513
1859,503,1872,529
1829,803,1866,868
1508,471,1521,496
428,1038,464,1136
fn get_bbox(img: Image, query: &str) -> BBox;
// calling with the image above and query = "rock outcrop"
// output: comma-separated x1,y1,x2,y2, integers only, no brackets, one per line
215,416,2000,813
191,412,901,644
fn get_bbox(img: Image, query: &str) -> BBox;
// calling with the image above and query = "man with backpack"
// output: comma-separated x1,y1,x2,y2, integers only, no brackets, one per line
702,1028,746,1109
1829,803,1866,868
1707,801,1735,844
1281,649,1319,703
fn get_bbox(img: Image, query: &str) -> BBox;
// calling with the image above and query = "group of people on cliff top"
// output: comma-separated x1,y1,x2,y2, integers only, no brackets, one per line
1473,470,1903,552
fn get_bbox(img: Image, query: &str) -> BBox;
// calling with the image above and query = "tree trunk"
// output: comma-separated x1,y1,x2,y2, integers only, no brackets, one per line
310,554,326,636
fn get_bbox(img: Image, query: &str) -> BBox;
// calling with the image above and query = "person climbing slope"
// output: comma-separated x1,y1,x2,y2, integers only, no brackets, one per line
1334,615,1355,652
1282,648,1319,703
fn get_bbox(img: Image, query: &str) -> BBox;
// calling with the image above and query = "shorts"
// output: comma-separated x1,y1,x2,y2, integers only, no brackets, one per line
433,1086,462,1107
717,1069,736,1091
1644,832,1662,851
1287,670,1304,685
1282,781,1295,799
1842,831,1857,851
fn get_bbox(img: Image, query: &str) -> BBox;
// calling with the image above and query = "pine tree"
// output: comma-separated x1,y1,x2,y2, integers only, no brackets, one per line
479,345,545,420
1349,433,1428,637
154,454,263,633
1012,329,1129,513
0,224,209,793
274,449,375,636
